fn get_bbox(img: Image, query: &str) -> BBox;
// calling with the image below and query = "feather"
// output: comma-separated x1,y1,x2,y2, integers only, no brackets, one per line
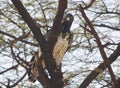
28,13,74,82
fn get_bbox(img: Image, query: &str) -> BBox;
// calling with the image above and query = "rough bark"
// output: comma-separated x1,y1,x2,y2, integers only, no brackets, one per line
11,0,67,88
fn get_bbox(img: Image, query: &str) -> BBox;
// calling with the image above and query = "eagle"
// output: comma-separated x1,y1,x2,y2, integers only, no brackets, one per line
28,13,74,82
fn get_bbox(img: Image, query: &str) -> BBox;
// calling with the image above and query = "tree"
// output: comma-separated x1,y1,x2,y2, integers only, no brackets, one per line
0,0,120,88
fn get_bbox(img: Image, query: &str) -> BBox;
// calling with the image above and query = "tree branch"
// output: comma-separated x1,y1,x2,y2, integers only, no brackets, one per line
52,0,67,33
10,0,53,87
36,57,53,88
94,24,120,31
11,0,67,88
0,30,38,46
44,0,67,88
46,0,67,57
79,5,119,87
9,72,27,88
79,44,120,88
11,0,46,54
0,65,18,75
83,0,95,9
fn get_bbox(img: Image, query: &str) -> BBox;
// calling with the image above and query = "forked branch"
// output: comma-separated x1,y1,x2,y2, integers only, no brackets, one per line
79,5,117,88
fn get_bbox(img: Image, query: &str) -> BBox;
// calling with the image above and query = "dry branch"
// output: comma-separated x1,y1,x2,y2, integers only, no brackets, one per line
79,44,120,88
11,0,67,88
79,5,119,88
11,0,46,54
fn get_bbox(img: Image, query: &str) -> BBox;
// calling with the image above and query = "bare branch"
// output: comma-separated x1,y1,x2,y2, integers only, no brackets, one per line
94,24,120,31
11,0,46,54
36,57,53,88
11,0,67,88
0,65,18,75
36,0,48,31
44,0,67,87
50,0,67,35
0,30,38,47
83,0,95,9
9,72,27,88
79,5,117,87
79,44,120,88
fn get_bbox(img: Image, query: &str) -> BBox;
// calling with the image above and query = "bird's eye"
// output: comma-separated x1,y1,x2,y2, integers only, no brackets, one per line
66,17,70,21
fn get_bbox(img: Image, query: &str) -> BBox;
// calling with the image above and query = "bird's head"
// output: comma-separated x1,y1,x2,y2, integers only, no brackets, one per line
61,13,74,33
63,13,74,23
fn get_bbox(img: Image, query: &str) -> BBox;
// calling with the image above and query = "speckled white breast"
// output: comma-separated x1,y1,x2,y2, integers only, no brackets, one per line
53,33,70,66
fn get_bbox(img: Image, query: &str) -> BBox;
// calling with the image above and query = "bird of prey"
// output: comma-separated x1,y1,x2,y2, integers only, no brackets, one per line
28,51,40,82
52,13,74,69
28,13,74,82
